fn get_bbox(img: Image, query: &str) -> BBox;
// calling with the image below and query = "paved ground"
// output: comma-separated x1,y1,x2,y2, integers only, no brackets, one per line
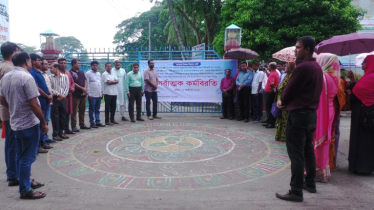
0,113,373,210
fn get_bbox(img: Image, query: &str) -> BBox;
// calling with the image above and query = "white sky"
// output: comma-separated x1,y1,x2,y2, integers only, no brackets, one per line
9,0,155,50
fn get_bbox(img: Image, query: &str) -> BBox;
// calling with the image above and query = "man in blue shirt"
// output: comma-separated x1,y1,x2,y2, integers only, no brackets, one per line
236,62,254,122
29,54,52,153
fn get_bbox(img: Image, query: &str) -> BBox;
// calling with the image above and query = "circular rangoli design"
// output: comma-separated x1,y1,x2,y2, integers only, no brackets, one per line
48,123,290,190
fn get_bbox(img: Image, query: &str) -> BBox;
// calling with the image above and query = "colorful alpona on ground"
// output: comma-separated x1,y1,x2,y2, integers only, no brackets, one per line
48,122,290,191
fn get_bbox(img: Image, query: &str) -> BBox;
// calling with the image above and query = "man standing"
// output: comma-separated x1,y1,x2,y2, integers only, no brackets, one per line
251,62,265,122
125,63,144,123
144,60,161,120
278,63,287,84
220,69,235,120
0,42,19,186
262,62,279,128
58,58,76,135
49,63,70,141
236,62,253,122
70,59,90,132
276,36,323,202
29,54,52,153
86,61,105,128
39,58,54,143
0,51,47,199
112,60,128,121
102,62,119,125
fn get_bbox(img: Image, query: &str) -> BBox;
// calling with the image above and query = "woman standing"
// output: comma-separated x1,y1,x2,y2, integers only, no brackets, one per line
314,53,340,182
275,62,295,142
349,55,374,174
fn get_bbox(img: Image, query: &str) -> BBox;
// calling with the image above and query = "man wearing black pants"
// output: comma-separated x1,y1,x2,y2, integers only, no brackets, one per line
220,69,235,120
102,62,119,125
276,36,323,202
251,62,264,122
235,62,253,122
262,62,279,128
125,63,144,122
144,60,161,120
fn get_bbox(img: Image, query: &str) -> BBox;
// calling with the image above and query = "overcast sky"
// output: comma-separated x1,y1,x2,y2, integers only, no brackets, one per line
9,0,155,50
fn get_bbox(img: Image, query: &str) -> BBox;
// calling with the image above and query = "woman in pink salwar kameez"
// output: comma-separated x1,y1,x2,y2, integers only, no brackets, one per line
314,53,340,182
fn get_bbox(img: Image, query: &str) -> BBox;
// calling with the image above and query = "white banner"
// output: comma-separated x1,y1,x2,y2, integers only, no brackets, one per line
0,0,9,45
140,60,237,102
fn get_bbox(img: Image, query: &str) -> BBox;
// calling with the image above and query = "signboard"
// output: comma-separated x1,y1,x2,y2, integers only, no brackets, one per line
0,0,9,45
140,60,237,102
191,43,206,60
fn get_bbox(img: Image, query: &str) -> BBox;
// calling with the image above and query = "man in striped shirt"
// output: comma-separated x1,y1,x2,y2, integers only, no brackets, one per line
49,63,70,141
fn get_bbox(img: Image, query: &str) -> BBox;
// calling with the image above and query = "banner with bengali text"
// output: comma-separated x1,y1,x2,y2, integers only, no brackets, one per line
0,0,9,45
140,60,237,102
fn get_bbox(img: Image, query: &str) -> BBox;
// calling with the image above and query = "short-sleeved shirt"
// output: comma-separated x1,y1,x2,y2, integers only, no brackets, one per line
69,69,87,97
0,67,40,131
251,70,265,94
30,68,50,108
265,71,280,92
0,60,14,121
143,68,158,92
102,71,118,96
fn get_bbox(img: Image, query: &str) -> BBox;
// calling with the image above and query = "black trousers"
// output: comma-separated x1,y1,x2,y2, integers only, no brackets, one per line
286,109,317,195
104,95,117,123
145,91,158,117
51,97,66,137
128,87,142,119
251,93,263,121
264,91,276,125
237,86,251,119
222,91,233,118
64,114,70,132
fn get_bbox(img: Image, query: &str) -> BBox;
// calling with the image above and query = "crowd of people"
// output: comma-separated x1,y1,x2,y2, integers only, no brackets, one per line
220,36,374,202
0,42,161,199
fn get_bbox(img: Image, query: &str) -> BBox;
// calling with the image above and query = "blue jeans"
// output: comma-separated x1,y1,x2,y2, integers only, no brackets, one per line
145,91,158,117
15,124,40,195
89,97,101,125
4,121,18,180
39,105,47,147
43,105,51,141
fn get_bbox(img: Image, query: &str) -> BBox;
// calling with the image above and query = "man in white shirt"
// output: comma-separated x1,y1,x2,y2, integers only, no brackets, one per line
277,63,287,84
251,61,265,122
86,61,105,128
112,60,128,121
102,62,119,125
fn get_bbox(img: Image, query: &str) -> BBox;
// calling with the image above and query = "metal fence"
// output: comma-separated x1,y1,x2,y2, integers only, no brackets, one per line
64,46,223,113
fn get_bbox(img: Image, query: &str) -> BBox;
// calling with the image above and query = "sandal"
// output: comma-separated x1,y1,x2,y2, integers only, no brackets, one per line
20,190,46,199
42,144,53,149
38,147,48,153
31,179,44,189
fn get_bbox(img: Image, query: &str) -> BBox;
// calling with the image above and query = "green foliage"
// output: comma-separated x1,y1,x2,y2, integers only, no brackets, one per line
16,43,39,54
55,36,84,56
113,4,168,51
213,0,365,59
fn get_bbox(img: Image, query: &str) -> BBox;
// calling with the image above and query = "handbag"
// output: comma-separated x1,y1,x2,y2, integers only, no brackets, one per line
271,102,282,118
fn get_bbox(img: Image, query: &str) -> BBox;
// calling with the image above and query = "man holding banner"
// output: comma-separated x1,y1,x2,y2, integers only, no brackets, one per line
144,60,161,120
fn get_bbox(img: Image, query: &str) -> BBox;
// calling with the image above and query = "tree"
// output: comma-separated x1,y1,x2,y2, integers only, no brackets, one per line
16,43,40,54
213,0,365,59
166,0,185,50
56,36,84,57
113,4,168,51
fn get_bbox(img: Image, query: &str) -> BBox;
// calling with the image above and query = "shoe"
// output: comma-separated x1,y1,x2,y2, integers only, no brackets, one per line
136,118,145,121
80,125,91,129
72,127,80,132
45,139,57,143
266,124,276,128
111,121,119,124
261,120,268,123
96,123,105,127
275,191,303,202
90,124,98,128
42,144,53,149
65,130,75,134
8,178,19,186
153,116,161,119
237,118,243,121
38,147,48,154
105,122,114,126
244,118,249,123
262,123,269,126
229,116,233,120
59,134,69,139
220,116,226,119
53,136,62,141
130,118,136,123
122,117,129,121
303,183,317,193
148,116,154,120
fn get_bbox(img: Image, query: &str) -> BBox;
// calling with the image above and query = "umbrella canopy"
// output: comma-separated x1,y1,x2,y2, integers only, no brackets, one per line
354,51,374,67
272,46,317,62
225,48,259,60
315,33,374,56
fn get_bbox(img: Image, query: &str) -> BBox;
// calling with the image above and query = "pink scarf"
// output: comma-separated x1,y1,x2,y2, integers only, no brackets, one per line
353,55,374,107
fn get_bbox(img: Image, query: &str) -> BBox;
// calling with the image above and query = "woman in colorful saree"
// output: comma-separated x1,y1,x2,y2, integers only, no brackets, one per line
348,54,374,174
314,53,340,182
275,62,295,142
